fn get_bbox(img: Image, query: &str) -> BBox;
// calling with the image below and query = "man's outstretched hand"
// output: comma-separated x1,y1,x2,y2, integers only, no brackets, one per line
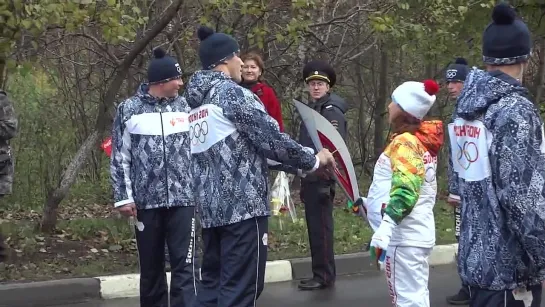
316,148,335,167
315,148,336,179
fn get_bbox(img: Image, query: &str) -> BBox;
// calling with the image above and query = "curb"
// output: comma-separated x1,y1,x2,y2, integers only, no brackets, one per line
0,243,458,306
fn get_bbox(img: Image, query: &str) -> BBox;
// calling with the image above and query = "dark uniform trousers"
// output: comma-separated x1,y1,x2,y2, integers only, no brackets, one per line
300,179,336,285
469,285,542,307
136,206,198,307
193,216,268,307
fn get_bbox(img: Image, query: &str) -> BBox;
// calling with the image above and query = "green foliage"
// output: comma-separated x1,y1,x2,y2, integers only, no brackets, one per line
0,0,147,57
371,0,497,64
1,66,110,210
199,0,316,49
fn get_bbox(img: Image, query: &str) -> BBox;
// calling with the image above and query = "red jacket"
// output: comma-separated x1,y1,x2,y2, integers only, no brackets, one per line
247,82,284,132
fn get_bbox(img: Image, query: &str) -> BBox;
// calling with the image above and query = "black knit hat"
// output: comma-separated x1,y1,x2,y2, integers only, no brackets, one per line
147,48,182,84
482,2,531,65
197,26,240,70
302,60,336,87
445,58,469,82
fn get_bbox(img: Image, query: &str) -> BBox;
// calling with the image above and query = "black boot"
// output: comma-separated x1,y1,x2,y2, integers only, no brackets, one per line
297,278,331,291
446,287,470,305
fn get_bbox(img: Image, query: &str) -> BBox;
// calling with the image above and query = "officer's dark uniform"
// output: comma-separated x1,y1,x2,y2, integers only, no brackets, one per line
297,61,348,290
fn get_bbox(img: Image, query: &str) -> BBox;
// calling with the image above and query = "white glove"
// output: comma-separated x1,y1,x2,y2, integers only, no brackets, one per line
370,215,396,270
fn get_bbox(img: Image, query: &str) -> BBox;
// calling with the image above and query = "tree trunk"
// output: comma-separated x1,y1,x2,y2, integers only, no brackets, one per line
534,36,545,105
40,130,100,232
0,54,6,89
39,0,186,233
373,42,388,159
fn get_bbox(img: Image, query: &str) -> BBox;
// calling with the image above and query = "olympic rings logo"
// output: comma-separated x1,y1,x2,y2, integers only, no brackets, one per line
189,121,209,145
425,165,436,183
456,141,478,170
446,70,457,79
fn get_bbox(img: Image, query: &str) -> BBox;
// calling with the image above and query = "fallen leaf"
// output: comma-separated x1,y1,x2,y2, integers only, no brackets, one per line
108,245,122,252
90,248,99,253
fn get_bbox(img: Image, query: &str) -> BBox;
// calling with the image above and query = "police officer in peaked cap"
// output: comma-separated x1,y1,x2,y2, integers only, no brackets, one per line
297,60,348,290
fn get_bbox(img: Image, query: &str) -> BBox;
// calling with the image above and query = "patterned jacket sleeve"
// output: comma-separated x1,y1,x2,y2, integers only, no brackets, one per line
222,86,318,172
110,101,135,208
384,135,425,224
489,105,545,270
447,115,461,201
267,160,302,175
0,93,18,140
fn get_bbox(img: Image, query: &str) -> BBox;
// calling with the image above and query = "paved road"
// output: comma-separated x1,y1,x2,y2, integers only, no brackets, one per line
56,264,458,307
52,264,543,307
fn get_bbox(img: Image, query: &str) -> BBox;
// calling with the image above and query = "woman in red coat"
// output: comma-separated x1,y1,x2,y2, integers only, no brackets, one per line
241,52,285,132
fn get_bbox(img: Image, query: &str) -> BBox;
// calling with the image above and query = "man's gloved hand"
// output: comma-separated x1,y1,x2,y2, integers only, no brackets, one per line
353,197,368,219
370,215,396,270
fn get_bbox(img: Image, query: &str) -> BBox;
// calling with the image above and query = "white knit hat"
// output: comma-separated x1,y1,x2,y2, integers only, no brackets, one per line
391,80,439,120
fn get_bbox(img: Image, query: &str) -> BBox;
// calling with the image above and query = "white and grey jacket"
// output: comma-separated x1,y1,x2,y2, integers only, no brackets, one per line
110,84,193,210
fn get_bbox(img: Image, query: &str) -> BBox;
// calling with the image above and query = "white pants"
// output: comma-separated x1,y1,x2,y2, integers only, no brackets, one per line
384,246,432,307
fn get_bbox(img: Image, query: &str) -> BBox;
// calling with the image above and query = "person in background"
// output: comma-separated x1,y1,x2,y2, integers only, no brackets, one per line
448,3,545,306
444,57,472,306
297,60,348,291
0,89,18,263
110,48,196,307
241,52,284,132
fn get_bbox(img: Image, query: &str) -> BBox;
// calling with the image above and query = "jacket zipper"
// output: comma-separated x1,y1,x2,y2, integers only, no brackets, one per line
159,109,170,208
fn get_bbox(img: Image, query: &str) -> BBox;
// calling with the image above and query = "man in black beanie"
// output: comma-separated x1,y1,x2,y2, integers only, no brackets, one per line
447,3,545,307
184,26,335,307
111,48,197,307
445,57,469,101
444,57,473,306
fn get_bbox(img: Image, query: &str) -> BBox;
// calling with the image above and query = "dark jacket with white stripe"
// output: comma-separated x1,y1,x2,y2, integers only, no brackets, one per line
110,84,193,210
184,70,318,228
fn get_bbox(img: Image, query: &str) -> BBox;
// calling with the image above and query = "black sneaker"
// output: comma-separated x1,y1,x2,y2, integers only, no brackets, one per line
446,287,470,305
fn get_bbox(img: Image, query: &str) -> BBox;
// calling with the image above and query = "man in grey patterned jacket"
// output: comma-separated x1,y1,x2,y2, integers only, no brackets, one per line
111,48,196,307
447,3,545,307
185,26,335,307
